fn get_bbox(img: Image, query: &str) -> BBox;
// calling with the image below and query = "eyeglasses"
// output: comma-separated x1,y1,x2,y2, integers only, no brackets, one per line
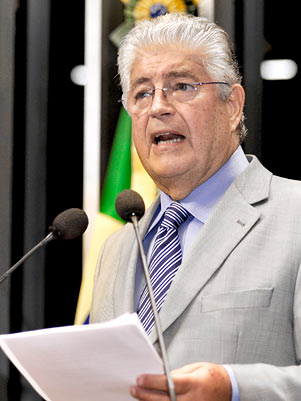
124,81,230,116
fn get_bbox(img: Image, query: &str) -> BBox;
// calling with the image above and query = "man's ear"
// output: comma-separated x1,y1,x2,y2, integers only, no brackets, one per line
227,84,245,133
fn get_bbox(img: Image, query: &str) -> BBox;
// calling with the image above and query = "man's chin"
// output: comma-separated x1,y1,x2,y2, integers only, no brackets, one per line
150,167,192,188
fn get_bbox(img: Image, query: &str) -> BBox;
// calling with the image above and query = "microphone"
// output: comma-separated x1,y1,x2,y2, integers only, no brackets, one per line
115,189,176,401
115,189,145,222
49,208,89,240
0,208,88,284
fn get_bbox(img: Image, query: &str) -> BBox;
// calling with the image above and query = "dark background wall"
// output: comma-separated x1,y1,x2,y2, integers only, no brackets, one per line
261,0,301,179
1,1,85,400
0,0,299,400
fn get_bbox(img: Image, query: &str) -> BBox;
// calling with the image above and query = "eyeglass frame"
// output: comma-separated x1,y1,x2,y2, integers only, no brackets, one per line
120,81,230,114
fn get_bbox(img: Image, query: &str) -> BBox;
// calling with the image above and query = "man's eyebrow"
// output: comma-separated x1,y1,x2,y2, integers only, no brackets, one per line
131,77,151,90
164,70,199,80
130,70,200,90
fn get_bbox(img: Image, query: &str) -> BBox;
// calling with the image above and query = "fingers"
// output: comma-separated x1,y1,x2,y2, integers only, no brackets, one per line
130,363,232,401
136,374,169,392
130,372,190,400
132,363,204,393
130,384,170,401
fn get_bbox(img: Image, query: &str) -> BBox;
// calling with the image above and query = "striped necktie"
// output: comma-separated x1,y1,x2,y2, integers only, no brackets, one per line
138,202,190,335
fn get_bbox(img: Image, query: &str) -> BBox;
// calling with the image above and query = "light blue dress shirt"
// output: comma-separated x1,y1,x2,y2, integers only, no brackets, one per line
135,146,249,401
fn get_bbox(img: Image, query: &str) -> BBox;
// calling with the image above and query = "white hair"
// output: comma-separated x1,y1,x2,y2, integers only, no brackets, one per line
118,13,247,142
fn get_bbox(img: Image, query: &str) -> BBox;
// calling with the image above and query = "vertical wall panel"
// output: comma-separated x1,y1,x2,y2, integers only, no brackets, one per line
242,0,264,158
44,0,85,330
100,0,123,184
22,0,50,334
0,0,17,399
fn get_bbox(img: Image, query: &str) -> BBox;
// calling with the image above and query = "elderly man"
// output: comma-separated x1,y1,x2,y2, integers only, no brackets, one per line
91,13,301,401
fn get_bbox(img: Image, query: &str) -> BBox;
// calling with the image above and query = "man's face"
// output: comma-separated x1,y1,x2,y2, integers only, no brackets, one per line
128,46,244,200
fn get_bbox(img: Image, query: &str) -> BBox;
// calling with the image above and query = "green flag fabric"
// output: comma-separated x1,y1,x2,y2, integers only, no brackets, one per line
100,107,132,221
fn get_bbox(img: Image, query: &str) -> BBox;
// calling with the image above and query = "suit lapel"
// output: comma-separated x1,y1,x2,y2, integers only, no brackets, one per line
149,156,272,343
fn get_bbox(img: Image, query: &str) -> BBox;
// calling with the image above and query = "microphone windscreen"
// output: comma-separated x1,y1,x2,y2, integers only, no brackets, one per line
115,189,145,222
49,208,89,240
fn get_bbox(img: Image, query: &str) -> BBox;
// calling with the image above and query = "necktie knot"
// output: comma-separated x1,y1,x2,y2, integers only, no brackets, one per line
161,202,190,230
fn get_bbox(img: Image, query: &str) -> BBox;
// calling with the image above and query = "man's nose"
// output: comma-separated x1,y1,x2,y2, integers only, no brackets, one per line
149,89,175,116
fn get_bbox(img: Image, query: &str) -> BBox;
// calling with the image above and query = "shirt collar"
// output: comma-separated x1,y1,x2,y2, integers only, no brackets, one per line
148,146,249,232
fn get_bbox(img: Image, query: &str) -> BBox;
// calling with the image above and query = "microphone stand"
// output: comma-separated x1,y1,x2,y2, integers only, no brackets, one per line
131,215,177,401
0,208,88,285
0,233,54,284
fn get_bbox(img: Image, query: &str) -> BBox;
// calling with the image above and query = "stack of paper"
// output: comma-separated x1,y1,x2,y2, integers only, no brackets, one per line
0,313,163,401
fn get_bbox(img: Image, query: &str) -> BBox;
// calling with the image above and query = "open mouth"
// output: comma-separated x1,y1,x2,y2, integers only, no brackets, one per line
154,133,185,145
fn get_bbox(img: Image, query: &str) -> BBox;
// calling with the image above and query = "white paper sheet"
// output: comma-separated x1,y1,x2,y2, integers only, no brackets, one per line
0,313,163,401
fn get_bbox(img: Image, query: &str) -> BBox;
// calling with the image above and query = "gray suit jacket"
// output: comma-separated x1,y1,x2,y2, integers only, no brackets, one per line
91,155,301,401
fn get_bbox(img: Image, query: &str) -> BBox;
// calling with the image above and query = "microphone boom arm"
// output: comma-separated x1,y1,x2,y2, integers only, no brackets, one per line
0,233,54,284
